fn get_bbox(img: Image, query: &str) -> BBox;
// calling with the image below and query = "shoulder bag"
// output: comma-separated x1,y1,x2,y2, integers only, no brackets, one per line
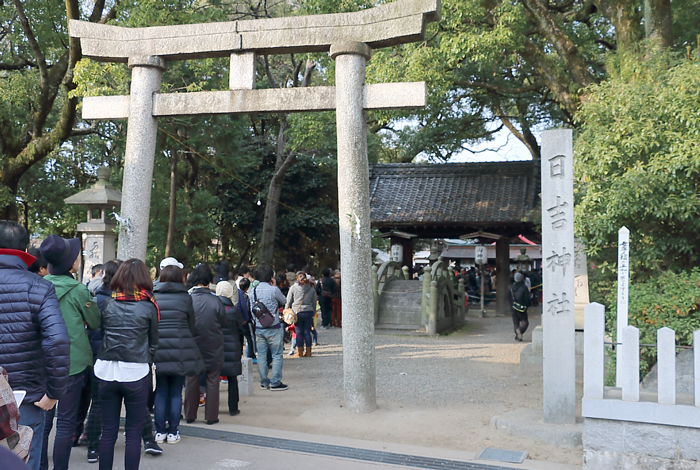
251,287,276,328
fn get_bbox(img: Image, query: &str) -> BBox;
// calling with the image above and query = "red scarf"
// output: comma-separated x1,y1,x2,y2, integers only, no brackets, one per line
112,289,160,321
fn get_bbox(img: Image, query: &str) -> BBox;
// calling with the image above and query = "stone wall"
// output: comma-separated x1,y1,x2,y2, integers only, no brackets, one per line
583,418,700,469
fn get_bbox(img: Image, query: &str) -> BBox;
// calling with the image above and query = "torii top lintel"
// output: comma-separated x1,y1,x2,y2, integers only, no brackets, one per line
69,0,440,62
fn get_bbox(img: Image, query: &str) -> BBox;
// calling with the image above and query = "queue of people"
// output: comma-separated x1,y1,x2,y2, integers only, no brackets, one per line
1,219,347,470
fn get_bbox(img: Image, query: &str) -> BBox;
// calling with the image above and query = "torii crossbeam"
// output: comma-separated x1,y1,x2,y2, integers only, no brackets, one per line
70,0,440,413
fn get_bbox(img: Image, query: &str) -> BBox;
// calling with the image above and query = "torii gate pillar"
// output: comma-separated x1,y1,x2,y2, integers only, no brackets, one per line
332,42,376,412
118,56,166,261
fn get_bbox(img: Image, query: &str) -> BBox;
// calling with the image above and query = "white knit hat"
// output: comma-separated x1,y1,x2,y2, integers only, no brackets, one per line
216,280,234,300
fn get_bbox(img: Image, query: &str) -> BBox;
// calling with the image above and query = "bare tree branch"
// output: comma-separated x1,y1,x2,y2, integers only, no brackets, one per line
12,0,49,138
455,80,544,95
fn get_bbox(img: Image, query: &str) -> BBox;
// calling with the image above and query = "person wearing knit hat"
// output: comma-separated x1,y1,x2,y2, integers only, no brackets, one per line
39,235,101,470
508,271,530,342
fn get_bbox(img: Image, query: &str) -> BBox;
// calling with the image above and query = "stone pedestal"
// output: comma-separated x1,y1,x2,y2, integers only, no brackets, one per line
238,357,254,396
332,41,376,413
584,418,700,469
117,56,166,261
81,232,117,280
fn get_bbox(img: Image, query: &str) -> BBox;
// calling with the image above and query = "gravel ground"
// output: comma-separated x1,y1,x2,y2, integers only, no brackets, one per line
211,309,583,467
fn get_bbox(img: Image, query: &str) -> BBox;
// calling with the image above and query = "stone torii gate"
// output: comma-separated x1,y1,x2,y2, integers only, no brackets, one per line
70,0,440,413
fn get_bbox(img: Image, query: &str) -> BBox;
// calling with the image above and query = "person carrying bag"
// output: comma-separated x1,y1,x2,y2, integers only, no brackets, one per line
285,272,317,357
251,266,288,391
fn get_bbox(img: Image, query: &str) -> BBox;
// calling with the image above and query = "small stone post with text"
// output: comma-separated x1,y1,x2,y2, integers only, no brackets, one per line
541,129,576,424
616,226,630,387
238,357,254,396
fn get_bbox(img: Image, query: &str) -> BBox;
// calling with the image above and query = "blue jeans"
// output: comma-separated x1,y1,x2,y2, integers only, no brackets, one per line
255,327,284,387
98,375,149,470
41,371,85,470
296,311,314,348
19,403,46,470
154,375,185,434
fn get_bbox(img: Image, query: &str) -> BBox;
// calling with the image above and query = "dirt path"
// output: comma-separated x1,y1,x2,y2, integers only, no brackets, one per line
221,312,582,466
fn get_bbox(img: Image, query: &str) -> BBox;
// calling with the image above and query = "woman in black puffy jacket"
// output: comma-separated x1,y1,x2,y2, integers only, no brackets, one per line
215,281,244,416
152,265,203,444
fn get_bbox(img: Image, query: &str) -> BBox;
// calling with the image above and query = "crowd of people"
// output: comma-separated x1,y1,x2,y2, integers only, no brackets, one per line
451,265,542,342
0,220,343,470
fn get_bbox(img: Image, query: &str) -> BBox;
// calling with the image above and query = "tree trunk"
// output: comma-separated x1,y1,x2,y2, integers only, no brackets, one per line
523,0,596,89
164,149,178,257
256,58,316,266
0,0,110,219
257,113,299,265
235,241,252,273
595,0,643,50
644,0,673,47
257,164,289,265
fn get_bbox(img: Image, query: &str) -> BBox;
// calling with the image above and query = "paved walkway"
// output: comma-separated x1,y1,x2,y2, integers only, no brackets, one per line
58,309,583,469
64,421,579,470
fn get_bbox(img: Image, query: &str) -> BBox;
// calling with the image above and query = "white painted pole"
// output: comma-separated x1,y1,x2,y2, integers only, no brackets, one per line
616,226,630,387
657,327,676,405
694,330,700,407
583,303,605,400
620,325,639,402
480,265,484,313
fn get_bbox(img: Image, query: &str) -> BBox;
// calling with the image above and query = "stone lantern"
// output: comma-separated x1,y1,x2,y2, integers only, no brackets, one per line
64,166,122,281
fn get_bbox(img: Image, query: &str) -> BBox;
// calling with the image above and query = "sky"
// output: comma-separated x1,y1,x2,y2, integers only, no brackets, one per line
450,127,535,162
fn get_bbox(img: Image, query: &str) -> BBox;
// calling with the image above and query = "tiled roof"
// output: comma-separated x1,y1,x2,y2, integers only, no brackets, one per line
369,161,539,227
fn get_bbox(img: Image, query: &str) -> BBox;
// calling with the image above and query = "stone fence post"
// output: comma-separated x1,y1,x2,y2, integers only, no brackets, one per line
421,269,431,326
428,280,438,335
372,265,379,325
458,277,465,321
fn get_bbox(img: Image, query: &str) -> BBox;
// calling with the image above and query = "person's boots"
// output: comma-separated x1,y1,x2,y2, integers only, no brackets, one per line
304,345,312,357
296,346,304,358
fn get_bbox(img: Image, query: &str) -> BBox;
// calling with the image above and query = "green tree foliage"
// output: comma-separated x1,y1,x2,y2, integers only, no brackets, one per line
3,0,342,270
575,48,700,274
598,269,700,377
214,154,338,268
0,0,115,219
310,0,698,162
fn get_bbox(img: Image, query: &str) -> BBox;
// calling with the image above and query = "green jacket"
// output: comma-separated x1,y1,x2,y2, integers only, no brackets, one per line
45,274,101,375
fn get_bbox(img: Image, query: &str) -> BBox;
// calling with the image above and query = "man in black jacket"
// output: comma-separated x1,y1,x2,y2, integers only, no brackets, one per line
0,221,71,470
509,272,531,342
